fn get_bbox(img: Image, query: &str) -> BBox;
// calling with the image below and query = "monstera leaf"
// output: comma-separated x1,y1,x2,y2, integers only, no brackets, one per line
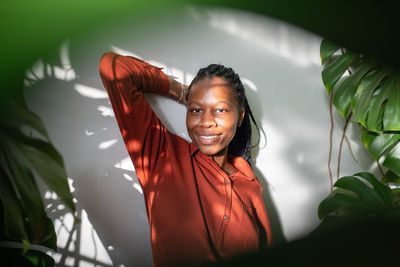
361,130,400,178
321,39,400,133
0,96,76,254
318,172,400,220
321,39,400,179
313,172,400,237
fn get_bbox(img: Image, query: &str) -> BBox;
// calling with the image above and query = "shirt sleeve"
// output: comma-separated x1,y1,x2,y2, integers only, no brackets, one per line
254,195,274,248
99,52,174,190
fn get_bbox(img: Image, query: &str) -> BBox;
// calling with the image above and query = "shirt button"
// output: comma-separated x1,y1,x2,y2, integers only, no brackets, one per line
223,215,229,220
225,179,230,184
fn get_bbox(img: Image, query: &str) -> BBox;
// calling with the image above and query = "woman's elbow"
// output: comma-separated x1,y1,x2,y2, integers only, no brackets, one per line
99,51,118,80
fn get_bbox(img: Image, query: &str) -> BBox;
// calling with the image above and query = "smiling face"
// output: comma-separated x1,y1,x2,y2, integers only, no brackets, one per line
186,76,245,158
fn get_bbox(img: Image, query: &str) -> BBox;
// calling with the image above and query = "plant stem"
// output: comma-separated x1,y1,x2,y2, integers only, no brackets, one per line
377,161,385,176
345,133,358,163
333,48,355,183
337,112,353,180
328,90,334,192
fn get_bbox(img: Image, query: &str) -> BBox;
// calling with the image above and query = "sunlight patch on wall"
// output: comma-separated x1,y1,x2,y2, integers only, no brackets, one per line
60,40,73,70
133,182,143,194
52,213,75,254
114,156,135,171
110,45,195,86
24,39,77,87
25,59,45,81
79,209,113,265
242,78,258,92
164,66,185,84
98,139,118,150
97,105,115,117
47,208,114,266
68,177,75,193
186,72,195,86
52,65,76,81
123,173,134,181
85,129,95,136
121,173,144,194
110,45,143,59
187,6,321,67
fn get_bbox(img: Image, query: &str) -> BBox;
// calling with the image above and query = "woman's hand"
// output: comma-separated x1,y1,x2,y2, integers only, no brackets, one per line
167,75,188,105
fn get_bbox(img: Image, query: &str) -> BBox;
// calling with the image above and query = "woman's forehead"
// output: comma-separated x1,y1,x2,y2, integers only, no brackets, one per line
188,77,238,104
190,77,232,94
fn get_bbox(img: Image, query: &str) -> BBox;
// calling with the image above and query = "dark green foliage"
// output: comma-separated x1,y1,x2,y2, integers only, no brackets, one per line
0,96,76,265
321,39,400,179
2,247,55,267
315,172,400,236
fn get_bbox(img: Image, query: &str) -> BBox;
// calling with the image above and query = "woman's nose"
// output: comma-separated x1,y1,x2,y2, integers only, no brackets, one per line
200,111,217,127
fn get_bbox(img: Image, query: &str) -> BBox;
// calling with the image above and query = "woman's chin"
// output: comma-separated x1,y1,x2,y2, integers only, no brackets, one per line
198,145,227,158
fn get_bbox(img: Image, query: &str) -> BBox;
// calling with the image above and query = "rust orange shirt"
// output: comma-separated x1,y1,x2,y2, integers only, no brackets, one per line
99,52,273,266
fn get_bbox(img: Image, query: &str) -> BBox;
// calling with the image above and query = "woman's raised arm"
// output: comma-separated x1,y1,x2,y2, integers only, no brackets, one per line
99,52,186,190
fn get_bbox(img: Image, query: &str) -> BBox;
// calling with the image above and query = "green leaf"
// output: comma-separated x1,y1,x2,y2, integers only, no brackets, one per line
382,170,400,184
0,167,28,241
22,238,30,255
361,130,400,161
334,176,388,210
318,173,396,220
320,39,341,64
0,99,50,141
2,247,55,267
10,130,65,170
383,141,400,177
361,129,400,179
23,142,75,213
38,218,57,251
318,191,374,219
0,96,75,250
0,136,56,248
319,39,400,134
0,97,75,215
321,52,358,93
382,74,400,131
24,249,55,267
392,188,400,208
352,70,387,127
367,74,398,132
333,60,374,117
354,172,392,207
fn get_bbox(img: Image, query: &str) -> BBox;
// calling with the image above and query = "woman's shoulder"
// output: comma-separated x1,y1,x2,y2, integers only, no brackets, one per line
166,132,192,155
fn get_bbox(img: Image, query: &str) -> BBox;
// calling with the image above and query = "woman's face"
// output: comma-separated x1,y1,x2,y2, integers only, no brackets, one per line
186,76,244,157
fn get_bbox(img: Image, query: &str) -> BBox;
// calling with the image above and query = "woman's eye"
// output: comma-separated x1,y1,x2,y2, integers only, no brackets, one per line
216,109,227,113
190,108,201,113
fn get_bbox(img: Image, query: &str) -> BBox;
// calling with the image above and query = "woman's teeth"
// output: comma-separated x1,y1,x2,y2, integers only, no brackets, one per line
200,135,217,139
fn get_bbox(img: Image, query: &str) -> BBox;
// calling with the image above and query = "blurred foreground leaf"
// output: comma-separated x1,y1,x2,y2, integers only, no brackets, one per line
0,96,75,252
318,172,400,222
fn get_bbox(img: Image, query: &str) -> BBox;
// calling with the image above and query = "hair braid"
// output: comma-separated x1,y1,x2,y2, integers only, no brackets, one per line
187,64,262,165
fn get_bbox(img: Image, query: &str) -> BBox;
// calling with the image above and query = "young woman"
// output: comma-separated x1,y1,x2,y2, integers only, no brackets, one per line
99,52,272,266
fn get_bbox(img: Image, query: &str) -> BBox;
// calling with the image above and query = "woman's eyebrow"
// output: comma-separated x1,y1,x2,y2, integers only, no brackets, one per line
187,101,201,106
215,101,233,106
188,101,233,107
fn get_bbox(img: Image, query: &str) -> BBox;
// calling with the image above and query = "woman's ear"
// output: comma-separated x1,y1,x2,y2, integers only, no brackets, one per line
238,108,245,127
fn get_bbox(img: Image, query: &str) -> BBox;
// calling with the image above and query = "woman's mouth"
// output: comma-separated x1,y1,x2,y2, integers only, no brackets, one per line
197,134,221,145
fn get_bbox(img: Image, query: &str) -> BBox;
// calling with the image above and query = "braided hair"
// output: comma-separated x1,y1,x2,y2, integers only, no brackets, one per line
186,64,261,165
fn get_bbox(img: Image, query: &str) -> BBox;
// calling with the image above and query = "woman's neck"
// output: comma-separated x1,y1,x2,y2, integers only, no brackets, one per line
212,152,237,176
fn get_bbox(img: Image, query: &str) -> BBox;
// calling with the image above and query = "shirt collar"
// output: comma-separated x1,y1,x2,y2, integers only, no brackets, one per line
228,155,256,181
189,142,256,181
189,142,199,156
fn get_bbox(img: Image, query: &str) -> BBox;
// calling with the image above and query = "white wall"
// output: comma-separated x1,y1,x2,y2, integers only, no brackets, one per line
24,5,379,267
